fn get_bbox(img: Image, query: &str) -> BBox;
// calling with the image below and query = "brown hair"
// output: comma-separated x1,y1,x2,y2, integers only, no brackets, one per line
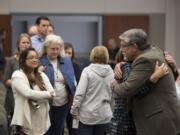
19,48,46,91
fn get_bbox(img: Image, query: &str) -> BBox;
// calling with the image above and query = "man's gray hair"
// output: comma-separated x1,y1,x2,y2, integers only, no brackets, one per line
119,28,150,50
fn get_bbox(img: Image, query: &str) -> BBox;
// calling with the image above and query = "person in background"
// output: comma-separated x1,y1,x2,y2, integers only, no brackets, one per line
28,25,38,37
106,38,119,69
64,42,82,135
64,42,82,83
0,59,9,135
11,47,55,135
71,46,114,135
164,51,179,79
0,83,8,135
175,68,180,100
31,16,50,54
111,28,180,135
47,24,55,35
4,33,31,132
0,28,6,61
0,28,5,80
40,34,76,135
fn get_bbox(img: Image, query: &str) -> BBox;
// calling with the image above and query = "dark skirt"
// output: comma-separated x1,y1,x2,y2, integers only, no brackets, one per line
109,98,136,135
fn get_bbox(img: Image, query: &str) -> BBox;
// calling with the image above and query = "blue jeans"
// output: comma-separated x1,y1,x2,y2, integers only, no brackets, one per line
45,103,70,135
79,122,108,135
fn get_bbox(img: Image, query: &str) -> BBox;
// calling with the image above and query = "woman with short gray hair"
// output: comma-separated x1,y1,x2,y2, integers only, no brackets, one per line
40,34,76,135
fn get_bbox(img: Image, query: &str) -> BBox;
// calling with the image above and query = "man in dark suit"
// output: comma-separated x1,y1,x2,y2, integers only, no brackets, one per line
111,28,180,135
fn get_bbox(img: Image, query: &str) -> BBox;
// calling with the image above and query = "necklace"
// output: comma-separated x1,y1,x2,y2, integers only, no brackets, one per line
54,64,59,80
50,59,59,80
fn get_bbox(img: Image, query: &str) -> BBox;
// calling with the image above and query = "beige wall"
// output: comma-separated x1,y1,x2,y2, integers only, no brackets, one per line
149,14,165,50
0,0,166,14
0,0,9,14
165,0,180,67
175,0,180,68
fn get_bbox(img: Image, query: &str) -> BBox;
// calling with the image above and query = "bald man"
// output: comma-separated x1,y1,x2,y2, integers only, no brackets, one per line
28,25,38,37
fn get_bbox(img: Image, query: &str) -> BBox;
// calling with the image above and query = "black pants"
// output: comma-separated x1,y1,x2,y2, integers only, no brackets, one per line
45,104,70,135
66,110,79,135
79,122,108,135
11,125,27,135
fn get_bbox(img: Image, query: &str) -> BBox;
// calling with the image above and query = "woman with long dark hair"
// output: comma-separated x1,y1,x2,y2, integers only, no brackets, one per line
11,48,55,135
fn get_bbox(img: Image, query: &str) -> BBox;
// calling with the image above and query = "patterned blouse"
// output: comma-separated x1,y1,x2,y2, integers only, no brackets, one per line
109,63,154,135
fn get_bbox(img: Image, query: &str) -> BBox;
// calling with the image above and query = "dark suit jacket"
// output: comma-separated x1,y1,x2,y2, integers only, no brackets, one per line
0,82,9,135
114,47,180,135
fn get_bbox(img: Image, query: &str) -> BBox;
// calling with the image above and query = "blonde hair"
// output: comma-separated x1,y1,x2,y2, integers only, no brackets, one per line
90,45,109,64
15,33,31,56
41,34,65,57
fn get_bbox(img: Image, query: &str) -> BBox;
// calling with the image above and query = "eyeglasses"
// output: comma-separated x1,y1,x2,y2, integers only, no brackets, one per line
26,57,39,60
121,44,131,48
120,42,135,48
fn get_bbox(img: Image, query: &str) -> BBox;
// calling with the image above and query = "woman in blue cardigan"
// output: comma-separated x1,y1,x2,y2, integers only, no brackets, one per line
40,34,76,135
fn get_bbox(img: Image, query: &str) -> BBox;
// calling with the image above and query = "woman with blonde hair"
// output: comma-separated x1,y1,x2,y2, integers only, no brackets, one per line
71,45,114,135
4,33,31,131
40,34,76,135
4,33,31,87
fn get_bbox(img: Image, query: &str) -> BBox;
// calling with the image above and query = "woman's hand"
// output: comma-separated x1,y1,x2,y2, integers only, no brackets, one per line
164,51,177,72
72,114,80,120
111,79,118,90
5,79,12,87
49,91,56,97
114,62,126,79
150,61,169,83
38,65,46,72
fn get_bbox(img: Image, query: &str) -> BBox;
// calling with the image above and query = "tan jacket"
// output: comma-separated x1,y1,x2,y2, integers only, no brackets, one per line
114,47,180,135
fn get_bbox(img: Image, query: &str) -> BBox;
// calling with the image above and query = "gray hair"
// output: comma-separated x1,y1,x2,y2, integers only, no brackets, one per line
41,34,65,57
119,28,150,50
